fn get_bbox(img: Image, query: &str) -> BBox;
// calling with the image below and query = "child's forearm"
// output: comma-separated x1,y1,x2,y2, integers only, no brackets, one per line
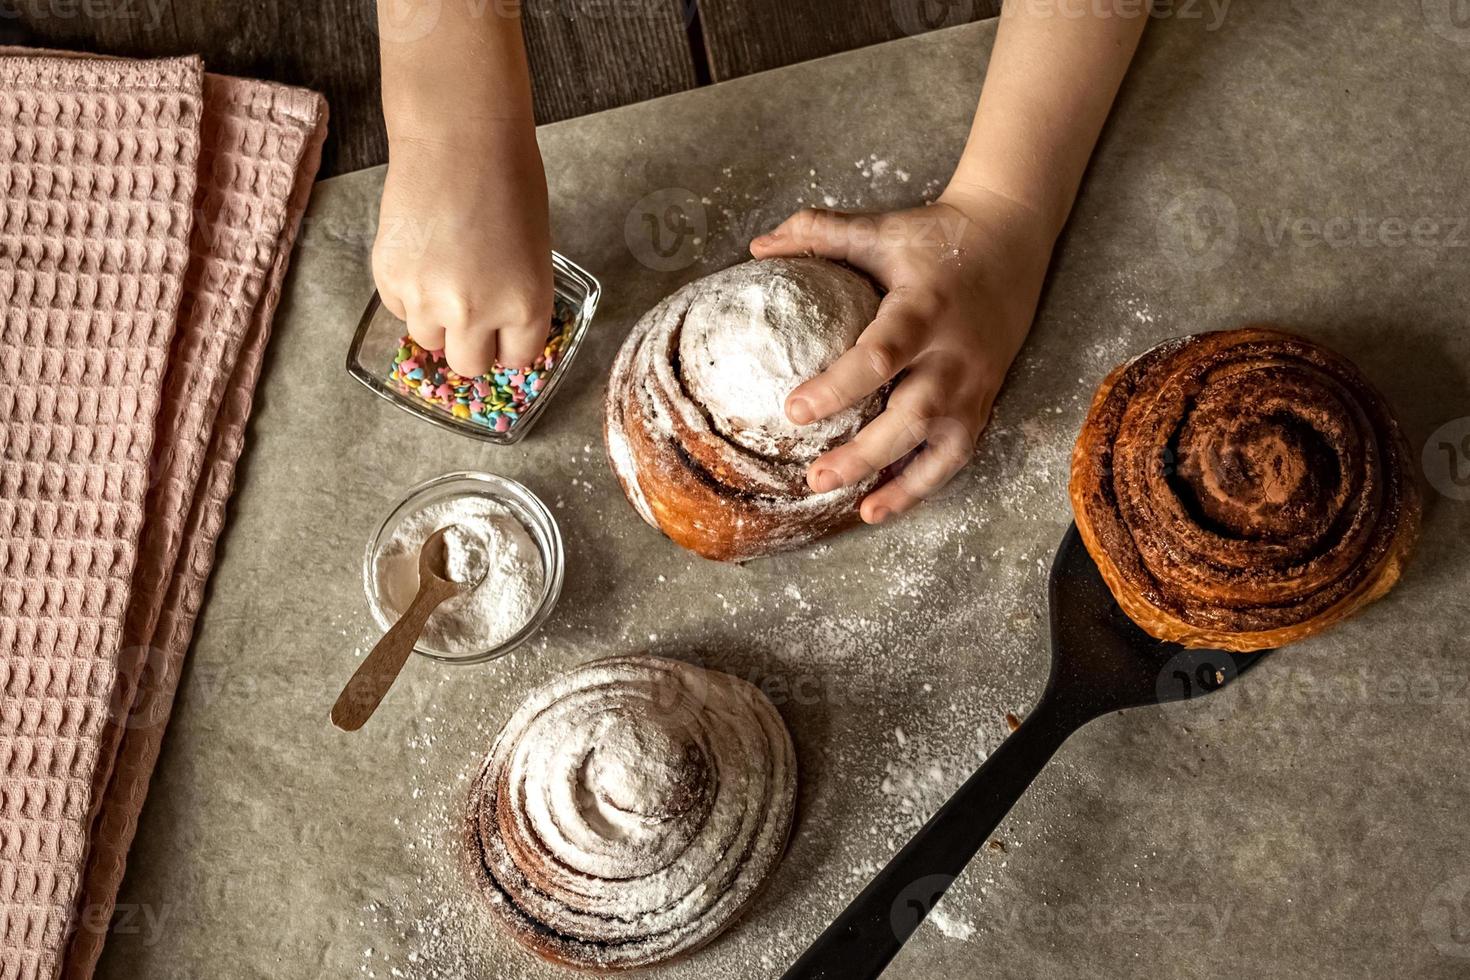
379,1,536,147
373,1,553,375
947,1,1148,240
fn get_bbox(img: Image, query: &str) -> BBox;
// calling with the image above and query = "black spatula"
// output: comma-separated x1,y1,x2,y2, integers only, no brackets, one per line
780,523,1272,980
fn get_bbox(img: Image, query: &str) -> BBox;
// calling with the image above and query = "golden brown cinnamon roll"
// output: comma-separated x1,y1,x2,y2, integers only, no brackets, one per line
1070,327,1420,652
604,258,883,561
463,655,798,971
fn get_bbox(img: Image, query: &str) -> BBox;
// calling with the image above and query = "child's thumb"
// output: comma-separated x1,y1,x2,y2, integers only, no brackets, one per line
750,208,875,265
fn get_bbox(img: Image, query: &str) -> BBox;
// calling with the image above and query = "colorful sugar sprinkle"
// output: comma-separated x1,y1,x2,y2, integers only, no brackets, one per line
386,311,571,434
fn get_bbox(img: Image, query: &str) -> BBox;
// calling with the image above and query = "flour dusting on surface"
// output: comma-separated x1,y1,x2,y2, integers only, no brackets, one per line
352,143,1124,978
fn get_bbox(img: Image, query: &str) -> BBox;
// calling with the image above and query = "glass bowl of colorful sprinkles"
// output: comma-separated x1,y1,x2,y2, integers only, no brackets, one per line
345,251,601,445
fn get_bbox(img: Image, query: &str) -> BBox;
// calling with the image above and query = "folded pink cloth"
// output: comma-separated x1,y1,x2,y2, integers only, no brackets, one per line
0,52,327,980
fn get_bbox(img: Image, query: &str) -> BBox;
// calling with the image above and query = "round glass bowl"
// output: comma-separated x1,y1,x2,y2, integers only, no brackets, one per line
363,471,564,664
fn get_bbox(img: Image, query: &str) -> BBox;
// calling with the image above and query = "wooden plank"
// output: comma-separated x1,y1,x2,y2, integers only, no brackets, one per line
0,0,381,175
0,0,699,176
696,0,1001,81
0,0,992,176
522,0,701,122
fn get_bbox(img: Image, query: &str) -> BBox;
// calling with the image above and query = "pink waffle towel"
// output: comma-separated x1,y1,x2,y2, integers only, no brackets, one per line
0,52,327,980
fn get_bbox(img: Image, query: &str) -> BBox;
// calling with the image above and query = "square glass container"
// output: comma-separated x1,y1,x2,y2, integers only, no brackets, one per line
345,252,601,445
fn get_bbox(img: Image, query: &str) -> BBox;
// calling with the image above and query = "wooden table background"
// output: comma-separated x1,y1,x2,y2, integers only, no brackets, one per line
0,0,1001,176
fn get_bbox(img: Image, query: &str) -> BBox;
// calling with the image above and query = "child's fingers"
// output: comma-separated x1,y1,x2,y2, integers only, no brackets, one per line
444,322,498,378
404,299,447,354
750,208,875,265
786,288,927,425
489,272,555,369
860,417,977,524
803,374,951,492
859,478,923,524
494,320,551,372
380,288,408,321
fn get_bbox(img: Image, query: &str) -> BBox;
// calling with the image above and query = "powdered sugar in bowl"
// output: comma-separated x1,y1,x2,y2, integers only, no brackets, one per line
364,472,564,663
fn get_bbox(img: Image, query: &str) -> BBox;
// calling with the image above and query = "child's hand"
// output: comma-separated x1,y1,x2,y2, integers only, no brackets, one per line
749,188,1054,524
373,126,553,376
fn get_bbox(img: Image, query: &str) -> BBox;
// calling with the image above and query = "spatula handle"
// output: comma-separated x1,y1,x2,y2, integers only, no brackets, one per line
780,692,1080,980
330,580,454,731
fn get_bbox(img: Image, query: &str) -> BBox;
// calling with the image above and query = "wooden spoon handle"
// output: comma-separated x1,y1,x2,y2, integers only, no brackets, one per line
331,580,455,731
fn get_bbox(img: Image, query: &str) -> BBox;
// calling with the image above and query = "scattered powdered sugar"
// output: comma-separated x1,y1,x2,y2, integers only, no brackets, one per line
357,407,1086,975
375,495,544,656
687,151,938,268
1121,292,1156,326
357,710,495,980
928,902,978,942
351,153,1132,976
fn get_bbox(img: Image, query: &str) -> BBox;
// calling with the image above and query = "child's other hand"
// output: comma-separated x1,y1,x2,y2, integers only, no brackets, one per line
373,127,553,376
749,189,1053,525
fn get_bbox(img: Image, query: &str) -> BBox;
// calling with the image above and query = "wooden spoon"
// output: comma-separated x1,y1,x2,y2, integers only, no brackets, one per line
331,525,468,731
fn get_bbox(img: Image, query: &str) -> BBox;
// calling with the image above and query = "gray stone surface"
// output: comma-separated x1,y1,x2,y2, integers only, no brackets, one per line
99,4,1470,978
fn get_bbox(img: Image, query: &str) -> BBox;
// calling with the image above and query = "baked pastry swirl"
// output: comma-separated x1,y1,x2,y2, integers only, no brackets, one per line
462,655,798,971
1070,327,1420,652
604,257,884,561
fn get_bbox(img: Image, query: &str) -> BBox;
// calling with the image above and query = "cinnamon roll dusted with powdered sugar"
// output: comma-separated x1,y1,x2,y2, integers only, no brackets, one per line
604,257,884,561
462,655,798,970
